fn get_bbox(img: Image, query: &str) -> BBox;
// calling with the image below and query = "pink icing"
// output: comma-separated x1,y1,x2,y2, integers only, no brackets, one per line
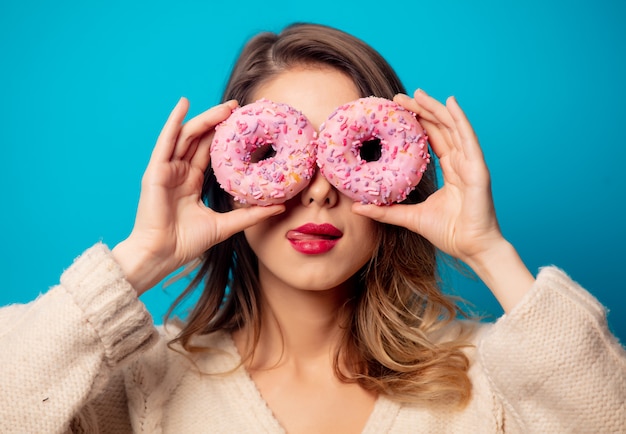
210,99,317,205
316,97,430,205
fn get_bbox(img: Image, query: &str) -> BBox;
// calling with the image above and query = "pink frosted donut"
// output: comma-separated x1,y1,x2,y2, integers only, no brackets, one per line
316,97,430,205
210,99,317,205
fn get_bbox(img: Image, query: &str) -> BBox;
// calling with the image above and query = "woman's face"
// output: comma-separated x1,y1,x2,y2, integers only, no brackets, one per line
242,66,378,294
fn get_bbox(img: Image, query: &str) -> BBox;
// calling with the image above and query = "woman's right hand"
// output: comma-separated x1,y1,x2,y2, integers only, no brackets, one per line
112,98,285,295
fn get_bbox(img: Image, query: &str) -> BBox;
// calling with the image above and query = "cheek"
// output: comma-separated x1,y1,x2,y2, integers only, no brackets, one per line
243,222,267,252
353,220,379,262
242,216,282,258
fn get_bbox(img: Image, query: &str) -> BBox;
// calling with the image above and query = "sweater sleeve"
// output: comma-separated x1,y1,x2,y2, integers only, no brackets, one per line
478,266,626,433
0,244,159,434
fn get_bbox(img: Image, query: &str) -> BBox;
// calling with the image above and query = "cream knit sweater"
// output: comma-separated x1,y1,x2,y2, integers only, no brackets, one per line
0,244,624,433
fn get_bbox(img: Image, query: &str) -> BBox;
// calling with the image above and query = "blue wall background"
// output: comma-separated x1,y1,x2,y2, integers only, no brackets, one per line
1,0,625,343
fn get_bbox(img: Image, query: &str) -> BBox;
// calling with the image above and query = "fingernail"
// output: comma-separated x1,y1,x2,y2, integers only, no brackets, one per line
394,93,410,102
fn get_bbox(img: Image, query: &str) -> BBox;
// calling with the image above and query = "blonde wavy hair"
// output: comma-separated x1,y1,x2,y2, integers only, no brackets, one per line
167,23,473,407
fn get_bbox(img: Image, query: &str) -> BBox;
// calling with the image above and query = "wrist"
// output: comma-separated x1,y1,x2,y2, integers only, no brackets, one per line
463,238,535,313
111,239,167,296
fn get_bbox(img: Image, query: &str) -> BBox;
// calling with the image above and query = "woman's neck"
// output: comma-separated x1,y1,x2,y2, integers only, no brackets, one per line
233,270,356,371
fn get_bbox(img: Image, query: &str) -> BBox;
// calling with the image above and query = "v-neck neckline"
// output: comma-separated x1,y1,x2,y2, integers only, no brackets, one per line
219,331,401,433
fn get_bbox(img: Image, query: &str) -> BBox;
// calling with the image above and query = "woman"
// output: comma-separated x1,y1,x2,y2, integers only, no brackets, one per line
1,23,624,433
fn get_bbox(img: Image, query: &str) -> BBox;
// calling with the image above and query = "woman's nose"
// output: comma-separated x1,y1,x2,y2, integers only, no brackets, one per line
300,169,338,208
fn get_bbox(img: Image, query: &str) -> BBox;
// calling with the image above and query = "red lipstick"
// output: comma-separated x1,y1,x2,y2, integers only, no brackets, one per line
286,223,343,254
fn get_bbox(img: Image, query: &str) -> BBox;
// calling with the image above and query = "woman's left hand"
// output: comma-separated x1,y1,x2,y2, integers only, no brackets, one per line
352,89,535,312
352,89,503,266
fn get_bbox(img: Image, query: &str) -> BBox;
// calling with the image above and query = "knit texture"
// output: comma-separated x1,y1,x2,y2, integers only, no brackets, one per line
1,244,624,433
0,244,158,433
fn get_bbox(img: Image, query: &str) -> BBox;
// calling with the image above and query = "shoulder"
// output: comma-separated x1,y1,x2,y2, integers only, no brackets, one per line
125,325,239,387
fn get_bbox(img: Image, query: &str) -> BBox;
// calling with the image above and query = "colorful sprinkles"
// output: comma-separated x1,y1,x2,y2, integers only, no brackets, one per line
210,99,317,205
316,97,430,205
210,97,430,206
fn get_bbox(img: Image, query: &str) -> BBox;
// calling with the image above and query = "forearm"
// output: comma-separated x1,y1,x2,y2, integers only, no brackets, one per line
478,266,626,432
464,238,535,313
0,244,158,433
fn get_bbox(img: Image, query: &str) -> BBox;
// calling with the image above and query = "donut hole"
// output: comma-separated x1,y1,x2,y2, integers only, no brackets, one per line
250,143,277,163
359,138,382,162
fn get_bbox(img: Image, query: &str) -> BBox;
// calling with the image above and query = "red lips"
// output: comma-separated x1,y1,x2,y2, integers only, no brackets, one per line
286,223,343,254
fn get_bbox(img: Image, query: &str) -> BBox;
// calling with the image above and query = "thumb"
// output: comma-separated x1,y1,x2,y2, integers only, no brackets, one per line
352,202,421,233
216,204,286,240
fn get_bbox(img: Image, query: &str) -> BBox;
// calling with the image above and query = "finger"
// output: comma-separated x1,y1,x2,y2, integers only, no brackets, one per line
394,93,439,124
394,92,456,155
446,96,484,161
215,204,286,240
351,202,419,233
151,97,190,162
415,90,470,154
411,89,456,131
418,117,453,160
395,91,454,132
414,91,468,143
188,131,214,172
182,137,200,163
173,100,238,160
